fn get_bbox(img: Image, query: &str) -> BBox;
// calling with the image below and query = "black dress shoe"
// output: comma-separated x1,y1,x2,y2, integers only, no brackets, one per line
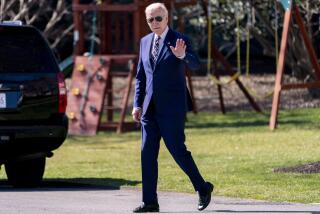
198,182,214,211
133,203,159,213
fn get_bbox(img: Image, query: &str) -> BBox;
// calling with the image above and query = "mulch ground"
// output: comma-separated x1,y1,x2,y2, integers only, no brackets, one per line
108,74,320,113
274,162,320,174
192,74,320,112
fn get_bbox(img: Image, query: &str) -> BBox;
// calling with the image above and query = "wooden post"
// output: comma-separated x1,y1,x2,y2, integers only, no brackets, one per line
215,74,226,114
293,5,320,80
107,67,113,122
186,69,198,114
115,15,121,53
269,5,293,130
118,61,136,133
123,13,130,53
212,45,262,112
70,0,200,134
133,0,141,52
72,0,85,55
100,10,108,54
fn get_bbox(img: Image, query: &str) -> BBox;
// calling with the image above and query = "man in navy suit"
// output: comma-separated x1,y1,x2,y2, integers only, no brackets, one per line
132,2,213,213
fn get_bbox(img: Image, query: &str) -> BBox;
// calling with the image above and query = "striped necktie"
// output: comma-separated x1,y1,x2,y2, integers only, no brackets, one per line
151,36,161,65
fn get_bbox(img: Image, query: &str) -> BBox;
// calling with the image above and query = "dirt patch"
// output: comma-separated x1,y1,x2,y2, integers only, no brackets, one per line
106,74,320,113
274,162,320,174
192,74,320,112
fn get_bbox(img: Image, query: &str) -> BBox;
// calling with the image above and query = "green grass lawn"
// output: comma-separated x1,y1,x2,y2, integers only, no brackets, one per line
1,108,320,203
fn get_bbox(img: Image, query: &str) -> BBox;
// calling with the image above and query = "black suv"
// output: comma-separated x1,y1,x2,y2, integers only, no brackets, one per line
0,23,68,187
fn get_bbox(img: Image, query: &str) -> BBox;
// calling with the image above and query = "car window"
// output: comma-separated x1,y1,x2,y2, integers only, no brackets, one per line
0,27,58,73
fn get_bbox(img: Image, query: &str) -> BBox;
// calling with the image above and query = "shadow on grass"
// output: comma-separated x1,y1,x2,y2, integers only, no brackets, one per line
0,177,141,192
185,110,320,130
186,120,267,129
185,119,311,129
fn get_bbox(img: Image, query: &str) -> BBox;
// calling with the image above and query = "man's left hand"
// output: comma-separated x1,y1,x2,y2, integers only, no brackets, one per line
170,38,186,59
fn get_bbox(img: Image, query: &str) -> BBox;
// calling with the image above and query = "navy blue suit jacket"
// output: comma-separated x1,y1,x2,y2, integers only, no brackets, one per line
134,28,200,117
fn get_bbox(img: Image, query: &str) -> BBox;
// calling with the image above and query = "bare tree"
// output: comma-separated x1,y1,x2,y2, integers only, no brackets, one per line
0,0,73,60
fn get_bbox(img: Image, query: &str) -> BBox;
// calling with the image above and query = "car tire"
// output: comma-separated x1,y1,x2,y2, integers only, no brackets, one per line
5,157,46,187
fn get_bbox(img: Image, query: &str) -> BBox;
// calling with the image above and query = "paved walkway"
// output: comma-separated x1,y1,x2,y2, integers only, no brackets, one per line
0,183,319,214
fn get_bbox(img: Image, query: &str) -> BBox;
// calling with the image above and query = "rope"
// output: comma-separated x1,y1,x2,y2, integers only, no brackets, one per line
236,12,241,74
245,0,252,76
206,1,240,87
244,83,274,99
246,30,250,76
237,0,274,99
209,72,241,86
206,0,274,101
208,1,241,86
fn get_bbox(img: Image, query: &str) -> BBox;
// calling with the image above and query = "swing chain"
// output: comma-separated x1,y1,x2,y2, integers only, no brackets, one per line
234,1,242,74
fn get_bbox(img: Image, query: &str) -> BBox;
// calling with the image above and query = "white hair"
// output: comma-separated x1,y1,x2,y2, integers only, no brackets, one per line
145,2,168,17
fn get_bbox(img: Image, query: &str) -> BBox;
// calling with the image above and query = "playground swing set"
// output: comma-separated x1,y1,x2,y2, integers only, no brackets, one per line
205,0,320,130
269,0,320,130
205,0,279,111
66,0,320,135
205,0,262,114
66,0,198,135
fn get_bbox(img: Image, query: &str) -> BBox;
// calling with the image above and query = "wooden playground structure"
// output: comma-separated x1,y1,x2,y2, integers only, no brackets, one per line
204,0,320,129
66,0,320,135
269,0,320,129
67,0,198,135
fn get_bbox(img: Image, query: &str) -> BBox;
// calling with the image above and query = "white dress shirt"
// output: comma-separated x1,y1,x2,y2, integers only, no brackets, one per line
153,26,185,59
133,27,186,113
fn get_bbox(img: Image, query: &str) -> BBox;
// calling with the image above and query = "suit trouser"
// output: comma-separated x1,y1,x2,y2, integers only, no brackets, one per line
140,99,206,204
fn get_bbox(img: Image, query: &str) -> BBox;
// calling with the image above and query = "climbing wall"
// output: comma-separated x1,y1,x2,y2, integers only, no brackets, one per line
67,55,110,135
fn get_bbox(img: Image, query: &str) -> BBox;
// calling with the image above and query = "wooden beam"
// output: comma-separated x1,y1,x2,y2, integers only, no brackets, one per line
124,13,130,53
282,81,320,90
72,0,85,55
173,0,197,7
269,7,293,130
117,61,136,133
215,74,226,114
293,5,320,80
185,69,198,114
100,12,108,54
106,71,113,122
115,14,121,53
72,4,138,12
104,54,137,62
212,46,262,113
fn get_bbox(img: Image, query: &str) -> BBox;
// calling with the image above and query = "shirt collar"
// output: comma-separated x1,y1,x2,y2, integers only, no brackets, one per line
155,26,169,41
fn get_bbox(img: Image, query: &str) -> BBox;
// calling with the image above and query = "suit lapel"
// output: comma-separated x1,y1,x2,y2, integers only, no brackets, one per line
155,28,175,67
145,33,154,70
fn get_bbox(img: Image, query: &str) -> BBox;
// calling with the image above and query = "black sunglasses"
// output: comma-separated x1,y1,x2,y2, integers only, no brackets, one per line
147,16,163,23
